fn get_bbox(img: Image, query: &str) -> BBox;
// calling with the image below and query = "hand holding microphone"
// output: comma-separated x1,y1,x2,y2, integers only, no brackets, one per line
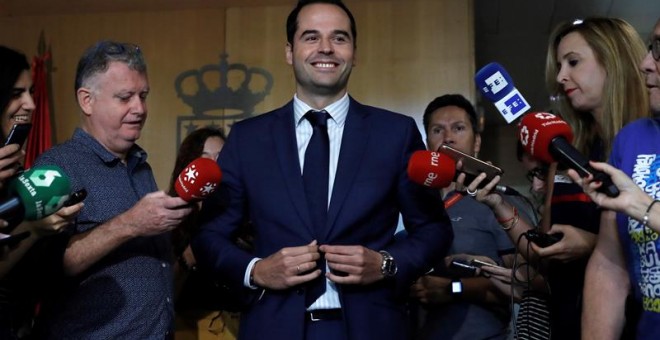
568,161,651,217
518,112,619,197
407,149,518,197
0,165,73,231
120,158,222,237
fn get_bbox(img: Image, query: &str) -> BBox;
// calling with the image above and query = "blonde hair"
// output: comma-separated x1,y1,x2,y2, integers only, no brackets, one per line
545,18,649,158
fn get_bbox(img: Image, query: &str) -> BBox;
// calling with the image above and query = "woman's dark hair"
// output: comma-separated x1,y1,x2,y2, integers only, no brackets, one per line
169,127,227,257
168,127,226,196
0,46,30,131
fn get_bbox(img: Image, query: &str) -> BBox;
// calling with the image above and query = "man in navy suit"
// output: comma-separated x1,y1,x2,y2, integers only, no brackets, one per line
192,1,453,339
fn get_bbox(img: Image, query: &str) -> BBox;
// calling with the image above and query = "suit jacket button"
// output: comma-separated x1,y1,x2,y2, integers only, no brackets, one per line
296,288,304,295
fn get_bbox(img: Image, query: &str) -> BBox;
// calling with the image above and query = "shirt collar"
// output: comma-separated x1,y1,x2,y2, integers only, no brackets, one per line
293,93,349,127
72,128,148,166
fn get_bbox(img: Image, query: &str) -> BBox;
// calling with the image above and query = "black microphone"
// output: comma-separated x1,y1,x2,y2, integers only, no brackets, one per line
518,112,619,197
460,172,521,196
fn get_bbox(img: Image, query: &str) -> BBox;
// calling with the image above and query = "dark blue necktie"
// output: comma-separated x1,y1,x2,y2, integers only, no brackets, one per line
302,109,330,306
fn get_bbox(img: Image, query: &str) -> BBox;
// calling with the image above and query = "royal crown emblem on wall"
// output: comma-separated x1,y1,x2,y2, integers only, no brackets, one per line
174,53,274,148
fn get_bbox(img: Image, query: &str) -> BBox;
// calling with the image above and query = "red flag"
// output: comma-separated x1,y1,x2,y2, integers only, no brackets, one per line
25,52,53,169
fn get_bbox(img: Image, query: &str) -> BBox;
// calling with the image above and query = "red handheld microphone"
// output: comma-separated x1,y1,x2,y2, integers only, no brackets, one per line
517,112,573,164
518,112,619,197
174,158,222,202
407,151,456,189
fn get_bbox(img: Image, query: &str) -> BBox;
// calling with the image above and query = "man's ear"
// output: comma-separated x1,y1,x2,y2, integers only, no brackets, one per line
77,88,94,117
352,47,357,67
286,43,293,65
473,133,482,157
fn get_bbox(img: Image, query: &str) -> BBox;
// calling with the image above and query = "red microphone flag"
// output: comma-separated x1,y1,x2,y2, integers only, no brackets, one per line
174,158,222,202
517,112,574,164
407,150,456,189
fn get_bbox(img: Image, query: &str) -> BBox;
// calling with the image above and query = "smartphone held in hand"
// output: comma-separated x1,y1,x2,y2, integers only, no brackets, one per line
438,144,503,181
3,123,31,148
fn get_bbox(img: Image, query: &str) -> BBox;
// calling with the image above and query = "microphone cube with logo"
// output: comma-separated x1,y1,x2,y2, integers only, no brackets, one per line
174,158,222,202
475,62,531,123
8,165,72,220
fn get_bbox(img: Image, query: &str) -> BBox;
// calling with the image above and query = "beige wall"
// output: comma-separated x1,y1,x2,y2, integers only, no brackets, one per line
0,0,474,189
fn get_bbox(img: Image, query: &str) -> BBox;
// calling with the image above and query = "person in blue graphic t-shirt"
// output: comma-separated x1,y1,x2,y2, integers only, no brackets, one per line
570,17,660,340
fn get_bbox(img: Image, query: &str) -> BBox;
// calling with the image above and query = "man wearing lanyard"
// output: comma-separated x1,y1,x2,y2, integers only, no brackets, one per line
410,94,515,339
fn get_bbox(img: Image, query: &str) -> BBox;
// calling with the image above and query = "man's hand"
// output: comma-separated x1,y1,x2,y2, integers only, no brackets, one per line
252,240,321,290
531,224,596,262
321,244,383,285
567,162,634,212
120,191,192,237
410,275,452,304
24,202,84,237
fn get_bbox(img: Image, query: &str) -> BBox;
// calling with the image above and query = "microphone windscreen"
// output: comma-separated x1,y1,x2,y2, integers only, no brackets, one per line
475,62,515,102
407,151,456,189
518,112,574,164
9,165,72,220
174,157,222,202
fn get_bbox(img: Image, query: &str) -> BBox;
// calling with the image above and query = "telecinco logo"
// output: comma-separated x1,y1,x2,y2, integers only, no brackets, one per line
200,182,217,196
29,169,62,187
184,164,199,184
519,126,530,146
534,112,556,120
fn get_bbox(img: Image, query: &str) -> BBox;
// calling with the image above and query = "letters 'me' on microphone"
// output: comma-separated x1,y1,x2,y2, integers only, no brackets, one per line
475,62,531,123
407,151,456,189
0,165,72,230
174,157,222,202
518,112,619,197
408,150,521,195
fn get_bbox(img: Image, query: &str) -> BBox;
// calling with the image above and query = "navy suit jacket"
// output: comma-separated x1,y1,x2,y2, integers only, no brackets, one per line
192,97,452,340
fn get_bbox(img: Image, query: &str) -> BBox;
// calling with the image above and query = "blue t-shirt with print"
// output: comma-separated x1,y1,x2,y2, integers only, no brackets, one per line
610,117,660,339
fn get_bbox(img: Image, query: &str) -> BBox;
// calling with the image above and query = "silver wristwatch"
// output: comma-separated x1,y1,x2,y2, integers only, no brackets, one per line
379,250,397,277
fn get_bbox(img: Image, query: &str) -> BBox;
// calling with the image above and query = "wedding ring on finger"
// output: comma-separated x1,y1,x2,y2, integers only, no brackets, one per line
466,187,478,197
297,265,301,274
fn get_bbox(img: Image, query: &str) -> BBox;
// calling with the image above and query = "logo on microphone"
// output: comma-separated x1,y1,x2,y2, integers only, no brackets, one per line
175,158,222,200
519,126,529,146
181,163,217,197
201,183,217,196
535,112,556,120
484,71,508,95
184,164,199,184
496,89,530,121
29,169,63,187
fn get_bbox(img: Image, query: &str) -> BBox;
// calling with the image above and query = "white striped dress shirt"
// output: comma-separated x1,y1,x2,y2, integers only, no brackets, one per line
244,93,349,310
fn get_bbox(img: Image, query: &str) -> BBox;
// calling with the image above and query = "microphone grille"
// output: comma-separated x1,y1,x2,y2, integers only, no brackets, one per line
518,112,573,164
407,151,456,189
175,157,222,201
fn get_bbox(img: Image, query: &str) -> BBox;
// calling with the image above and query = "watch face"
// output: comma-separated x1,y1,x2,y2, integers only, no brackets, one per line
385,260,393,273
451,280,463,294
380,251,397,277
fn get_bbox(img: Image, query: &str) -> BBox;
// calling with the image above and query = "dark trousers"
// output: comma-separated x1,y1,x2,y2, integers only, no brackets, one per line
305,318,346,340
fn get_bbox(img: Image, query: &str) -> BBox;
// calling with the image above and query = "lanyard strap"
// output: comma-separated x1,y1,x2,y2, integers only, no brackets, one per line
444,192,464,209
